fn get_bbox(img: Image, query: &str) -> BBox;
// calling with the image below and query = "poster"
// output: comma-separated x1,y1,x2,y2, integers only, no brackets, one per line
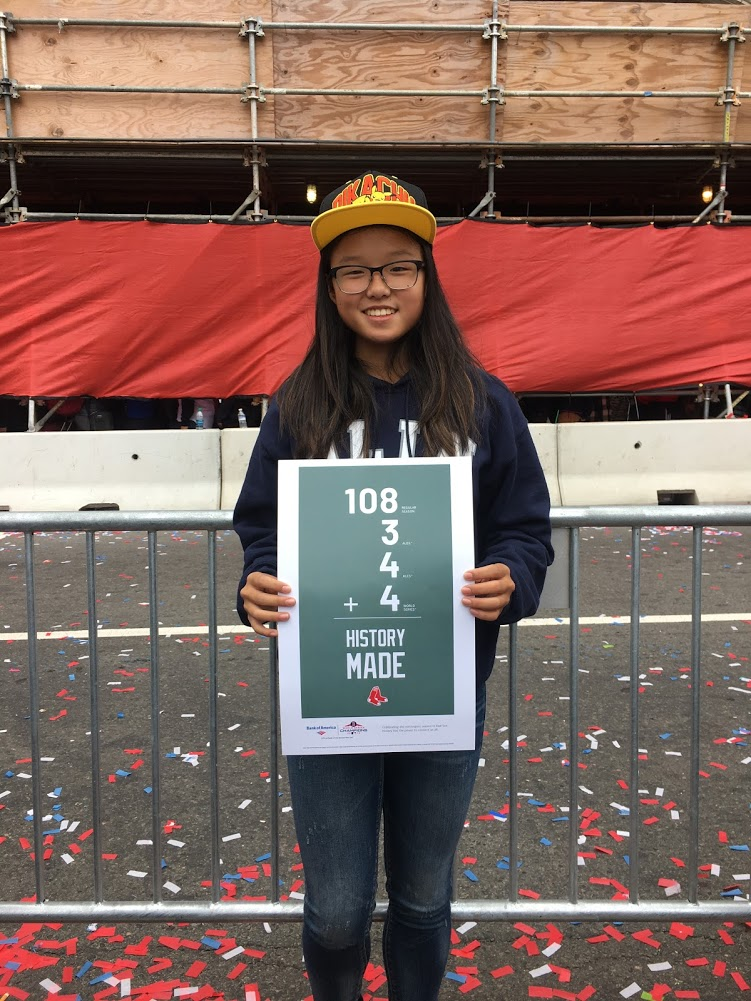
277,457,476,755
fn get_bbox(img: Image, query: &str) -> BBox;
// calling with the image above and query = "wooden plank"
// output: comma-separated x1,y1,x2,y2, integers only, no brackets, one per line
9,2,274,141
269,0,493,141
273,95,489,142
500,2,745,144
13,0,253,19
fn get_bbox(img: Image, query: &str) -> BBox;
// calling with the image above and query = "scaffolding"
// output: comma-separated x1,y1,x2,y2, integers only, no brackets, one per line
2,5,751,225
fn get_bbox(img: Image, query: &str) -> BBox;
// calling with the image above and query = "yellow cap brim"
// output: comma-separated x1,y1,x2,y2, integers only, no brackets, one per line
311,201,437,250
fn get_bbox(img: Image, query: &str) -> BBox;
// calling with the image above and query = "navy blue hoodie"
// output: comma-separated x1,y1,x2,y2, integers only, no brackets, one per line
234,369,553,686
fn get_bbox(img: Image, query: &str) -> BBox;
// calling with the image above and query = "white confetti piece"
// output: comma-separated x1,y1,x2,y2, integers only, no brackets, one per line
61,854,74,864
620,983,641,998
221,945,245,960
39,979,61,993
222,833,241,842
136,839,153,846
163,881,181,894
238,799,252,810
456,922,476,935
648,962,673,972
289,890,305,900
543,942,561,956
127,870,147,878
530,964,552,978
263,922,272,933
167,839,185,848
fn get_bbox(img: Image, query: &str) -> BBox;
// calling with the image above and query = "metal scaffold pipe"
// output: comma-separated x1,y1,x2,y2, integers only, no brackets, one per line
0,10,19,222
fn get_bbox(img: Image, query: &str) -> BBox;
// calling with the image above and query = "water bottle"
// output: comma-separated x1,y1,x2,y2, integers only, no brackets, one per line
195,408,204,430
237,408,247,428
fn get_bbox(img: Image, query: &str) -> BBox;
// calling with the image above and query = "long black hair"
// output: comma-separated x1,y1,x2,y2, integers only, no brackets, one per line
278,226,487,458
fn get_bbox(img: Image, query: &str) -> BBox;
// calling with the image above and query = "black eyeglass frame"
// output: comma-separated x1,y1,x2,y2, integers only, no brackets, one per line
327,259,426,294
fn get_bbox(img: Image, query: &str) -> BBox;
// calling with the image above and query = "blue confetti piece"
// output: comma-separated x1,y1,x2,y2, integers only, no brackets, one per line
144,786,152,794
540,838,552,846
529,799,547,807
445,972,467,983
552,816,569,823
76,960,93,978
729,845,749,851
5,771,14,778
659,733,672,740
5,961,21,970
89,972,116,985
201,936,223,949
624,855,630,865
721,888,742,897
115,769,130,778
255,852,272,862
464,869,479,882
117,712,124,719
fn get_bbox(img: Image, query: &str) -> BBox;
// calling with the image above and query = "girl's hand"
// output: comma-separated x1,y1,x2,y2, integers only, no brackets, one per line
461,563,515,620
240,571,296,637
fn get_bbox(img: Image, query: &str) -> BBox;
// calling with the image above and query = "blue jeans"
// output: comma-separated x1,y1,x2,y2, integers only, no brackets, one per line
286,686,486,1001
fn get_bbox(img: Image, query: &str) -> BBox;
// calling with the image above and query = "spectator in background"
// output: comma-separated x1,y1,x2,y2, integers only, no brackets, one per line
216,396,264,428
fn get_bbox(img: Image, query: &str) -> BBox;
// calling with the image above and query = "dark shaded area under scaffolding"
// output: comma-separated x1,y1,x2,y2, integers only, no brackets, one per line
6,142,751,223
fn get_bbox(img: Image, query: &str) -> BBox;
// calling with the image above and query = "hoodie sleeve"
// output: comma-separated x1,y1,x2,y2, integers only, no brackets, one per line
476,386,554,625
232,398,291,626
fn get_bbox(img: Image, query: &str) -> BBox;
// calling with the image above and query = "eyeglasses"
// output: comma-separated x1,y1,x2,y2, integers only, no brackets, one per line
328,259,425,295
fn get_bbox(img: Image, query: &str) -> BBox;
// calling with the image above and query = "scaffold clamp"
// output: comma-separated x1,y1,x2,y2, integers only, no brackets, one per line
241,84,266,104
483,18,507,41
481,85,504,106
241,17,265,38
0,77,18,99
720,23,745,44
0,187,18,209
716,87,741,108
0,12,17,34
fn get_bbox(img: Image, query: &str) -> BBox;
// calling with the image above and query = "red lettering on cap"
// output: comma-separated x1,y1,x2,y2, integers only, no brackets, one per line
359,174,375,198
332,181,360,209
395,184,416,204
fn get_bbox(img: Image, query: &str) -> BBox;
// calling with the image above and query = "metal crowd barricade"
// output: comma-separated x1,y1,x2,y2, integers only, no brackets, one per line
0,506,749,925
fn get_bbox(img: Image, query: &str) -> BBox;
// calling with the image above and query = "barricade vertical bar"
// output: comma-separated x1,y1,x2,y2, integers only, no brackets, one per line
628,527,642,902
85,532,104,902
270,635,280,903
147,531,162,904
567,526,580,903
688,525,703,903
507,622,519,899
24,531,45,904
207,530,222,903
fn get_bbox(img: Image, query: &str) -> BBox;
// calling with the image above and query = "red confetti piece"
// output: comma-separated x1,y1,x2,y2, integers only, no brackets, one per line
731,972,751,991
669,922,695,940
491,966,514,978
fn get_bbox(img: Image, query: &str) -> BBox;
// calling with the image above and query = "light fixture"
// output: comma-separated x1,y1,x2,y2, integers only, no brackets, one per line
306,184,317,205
701,185,713,204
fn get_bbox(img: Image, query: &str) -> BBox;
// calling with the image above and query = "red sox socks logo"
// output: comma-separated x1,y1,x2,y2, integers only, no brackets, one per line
367,686,389,707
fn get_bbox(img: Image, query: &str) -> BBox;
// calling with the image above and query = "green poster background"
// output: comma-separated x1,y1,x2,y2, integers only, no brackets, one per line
298,464,455,718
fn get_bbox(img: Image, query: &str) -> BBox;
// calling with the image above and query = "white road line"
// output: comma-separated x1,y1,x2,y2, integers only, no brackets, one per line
2,612,750,643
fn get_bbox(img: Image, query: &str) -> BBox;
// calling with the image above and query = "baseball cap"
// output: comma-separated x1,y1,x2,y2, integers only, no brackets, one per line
311,170,437,250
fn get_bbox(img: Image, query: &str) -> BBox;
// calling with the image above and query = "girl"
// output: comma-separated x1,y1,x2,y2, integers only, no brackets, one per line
234,171,553,1001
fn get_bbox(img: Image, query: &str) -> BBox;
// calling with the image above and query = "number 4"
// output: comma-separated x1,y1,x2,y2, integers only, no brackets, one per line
379,551,400,578
380,585,400,611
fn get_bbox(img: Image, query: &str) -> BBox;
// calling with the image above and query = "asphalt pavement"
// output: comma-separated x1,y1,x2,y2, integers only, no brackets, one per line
0,523,749,1001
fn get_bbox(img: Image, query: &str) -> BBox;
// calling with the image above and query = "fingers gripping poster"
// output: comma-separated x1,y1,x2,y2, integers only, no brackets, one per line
277,458,476,754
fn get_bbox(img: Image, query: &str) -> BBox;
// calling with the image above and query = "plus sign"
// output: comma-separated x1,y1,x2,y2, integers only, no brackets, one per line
344,597,358,612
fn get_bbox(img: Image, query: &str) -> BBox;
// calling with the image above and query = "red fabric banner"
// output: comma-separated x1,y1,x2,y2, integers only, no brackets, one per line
1,219,750,397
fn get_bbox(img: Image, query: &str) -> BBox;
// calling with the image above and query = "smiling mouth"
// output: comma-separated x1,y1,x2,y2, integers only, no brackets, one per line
363,307,397,317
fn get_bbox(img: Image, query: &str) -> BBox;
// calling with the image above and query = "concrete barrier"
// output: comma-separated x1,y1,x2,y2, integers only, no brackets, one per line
0,430,221,511
3,421,749,512
220,427,261,510
556,419,751,506
528,424,560,506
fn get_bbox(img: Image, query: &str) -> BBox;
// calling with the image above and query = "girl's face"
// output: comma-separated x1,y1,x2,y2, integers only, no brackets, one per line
328,226,426,377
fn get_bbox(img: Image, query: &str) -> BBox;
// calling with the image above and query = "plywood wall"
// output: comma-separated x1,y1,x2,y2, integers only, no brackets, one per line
5,1,748,144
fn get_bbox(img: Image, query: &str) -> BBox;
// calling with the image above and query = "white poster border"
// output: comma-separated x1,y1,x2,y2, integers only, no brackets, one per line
277,457,475,755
